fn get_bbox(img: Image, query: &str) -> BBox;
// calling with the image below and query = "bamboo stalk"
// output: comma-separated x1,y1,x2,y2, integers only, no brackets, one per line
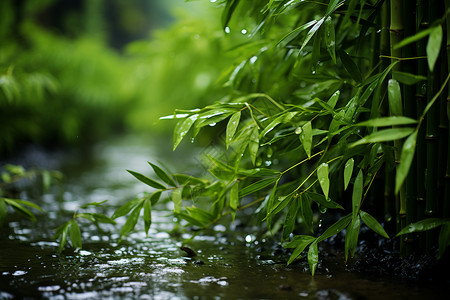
444,0,450,218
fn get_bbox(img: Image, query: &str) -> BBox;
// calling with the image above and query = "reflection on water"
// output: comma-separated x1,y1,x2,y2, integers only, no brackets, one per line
0,135,448,299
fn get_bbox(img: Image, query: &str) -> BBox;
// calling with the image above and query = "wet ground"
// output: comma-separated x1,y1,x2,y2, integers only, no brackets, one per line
1,135,449,299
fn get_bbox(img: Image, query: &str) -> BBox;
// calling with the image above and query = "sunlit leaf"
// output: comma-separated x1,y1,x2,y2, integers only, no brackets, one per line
173,114,198,150
127,170,166,190
226,111,241,148
300,18,324,52
388,79,402,116
352,170,363,220
338,49,362,83
148,162,177,187
426,25,443,72
350,128,415,147
324,16,336,63
395,218,450,237
277,20,317,46
360,211,389,238
300,121,313,157
327,90,340,109
344,158,354,190
239,176,278,197
344,216,360,262
356,116,417,127
308,242,319,276
395,131,417,194
317,163,329,200
69,220,82,250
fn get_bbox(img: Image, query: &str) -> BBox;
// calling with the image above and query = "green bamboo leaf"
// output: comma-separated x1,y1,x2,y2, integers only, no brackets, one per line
360,211,389,238
222,0,239,30
338,49,362,83
229,181,239,210
80,200,108,209
300,121,313,158
395,218,450,237
87,213,116,224
69,220,82,250
344,158,354,191
438,223,450,259
172,187,182,214
277,20,317,46
317,163,329,200
175,212,205,227
327,90,340,109
0,199,6,225
120,201,144,238
344,216,360,262
112,198,141,219
307,192,343,210
185,206,215,226
352,170,363,220
150,191,162,206
350,128,415,147
148,162,177,187
173,114,198,150
3,198,37,221
300,194,314,233
316,213,352,244
426,25,443,72
260,112,297,138
325,0,342,15
324,16,336,63
308,242,319,276
143,199,152,235
395,131,418,194
56,222,70,252
282,197,300,241
248,126,259,165
300,18,324,53
356,116,417,127
127,170,166,190
388,79,402,116
285,235,316,265
394,27,434,49
393,71,427,85
239,177,278,197
266,193,294,218
226,111,241,148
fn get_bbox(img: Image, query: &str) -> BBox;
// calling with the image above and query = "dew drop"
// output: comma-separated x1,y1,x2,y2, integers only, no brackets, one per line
225,27,231,34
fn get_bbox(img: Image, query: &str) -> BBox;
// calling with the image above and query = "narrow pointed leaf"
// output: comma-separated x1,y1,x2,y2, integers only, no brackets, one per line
285,235,316,265
388,79,402,116
344,158,354,190
350,128,415,147
239,177,278,197
300,18,324,52
300,194,314,233
395,131,417,194
150,191,162,206
395,218,450,236
316,213,352,244
308,243,319,276
112,198,141,219
356,116,417,127
360,211,389,238
277,20,317,46
0,199,6,225
69,220,82,250
248,126,259,165
300,121,313,157
172,187,182,214
317,163,329,200
229,181,239,211
393,71,427,85
438,223,450,259
394,27,433,49
173,114,198,150
338,49,362,83
148,162,176,187
327,90,340,109
324,16,336,63
282,197,300,241
226,111,241,147
120,201,144,237
426,25,442,72
344,216,360,262
352,170,363,220
127,170,166,190
143,199,152,235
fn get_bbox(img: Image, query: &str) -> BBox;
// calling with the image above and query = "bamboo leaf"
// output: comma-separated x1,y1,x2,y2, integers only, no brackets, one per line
120,201,144,238
266,193,294,218
395,218,450,237
0,199,6,225
356,116,417,127
395,131,418,194
300,18,324,53
282,197,300,241
285,235,316,265
222,0,239,30
248,126,259,165
344,216,360,262
173,114,198,150
360,211,389,238
112,198,141,219
426,25,443,72
3,198,37,221
388,79,402,116
148,162,177,187
226,111,241,147
172,187,182,214
344,158,354,191
394,27,434,49
393,71,427,85
150,191,162,206
56,222,70,252
185,206,215,226
316,213,352,244
300,121,313,157
143,199,152,235
327,90,340,109
307,192,344,210
80,200,108,209
230,181,239,211
338,49,362,83
317,163,329,200
239,177,278,197
277,20,317,46
69,220,82,250
324,16,336,63
308,242,319,276
350,128,415,147
438,223,450,259
352,170,363,220
127,170,166,190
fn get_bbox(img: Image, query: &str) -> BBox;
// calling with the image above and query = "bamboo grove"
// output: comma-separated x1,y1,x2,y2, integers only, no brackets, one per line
45,0,450,275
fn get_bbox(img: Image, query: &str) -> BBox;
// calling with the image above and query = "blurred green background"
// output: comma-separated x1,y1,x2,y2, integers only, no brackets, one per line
0,0,236,157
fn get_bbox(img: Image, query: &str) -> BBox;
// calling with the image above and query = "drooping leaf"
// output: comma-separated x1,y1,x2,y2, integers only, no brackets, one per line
300,18,324,52
222,0,239,30
143,199,152,235
282,197,300,241
344,158,354,191
350,128,415,147
344,216,360,262
360,211,389,238
173,114,198,150
316,213,352,244
185,206,215,227
69,220,82,250
317,163,329,200
395,218,450,237
112,198,141,219
352,170,363,220
395,131,418,194
55,222,70,252
393,26,434,49
426,25,443,72
150,191,162,206
338,49,362,83
127,170,166,190
393,71,427,85
277,20,317,46
239,176,279,197
172,187,182,214
148,162,177,187
0,199,6,225
388,79,402,116
80,200,108,209
327,90,340,109
230,181,239,214
248,126,260,165
438,223,450,259
356,116,417,127
308,242,319,276
285,235,316,265
324,16,336,63
3,198,37,221
120,201,144,238
300,121,313,157
226,111,241,147
266,193,294,218
307,192,344,210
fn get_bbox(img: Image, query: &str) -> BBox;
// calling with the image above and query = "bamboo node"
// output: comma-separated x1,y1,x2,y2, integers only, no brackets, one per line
424,135,439,140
